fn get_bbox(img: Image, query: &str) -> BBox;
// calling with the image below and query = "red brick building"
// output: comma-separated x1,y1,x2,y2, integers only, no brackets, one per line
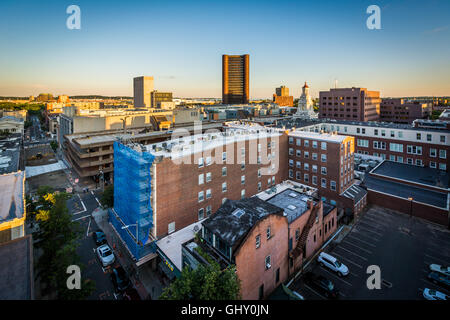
380,98,431,124
319,87,381,121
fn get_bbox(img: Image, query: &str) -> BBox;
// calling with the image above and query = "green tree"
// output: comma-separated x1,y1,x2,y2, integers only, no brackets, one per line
50,140,58,152
100,184,114,208
33,191,95,299
159,262,241,300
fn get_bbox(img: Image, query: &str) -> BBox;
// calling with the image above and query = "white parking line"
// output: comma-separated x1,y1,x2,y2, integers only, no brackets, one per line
331,252,363,269
341,240,373,255
303,284,326,300
354,225,384,237
86,218,91,237
361,215,390,228
347,234,377,248
335,245,369,261
73,214,91,221
91,190,102,206
319,266,353,287
349,230,381,243
424,253,450,265
358,221,385,232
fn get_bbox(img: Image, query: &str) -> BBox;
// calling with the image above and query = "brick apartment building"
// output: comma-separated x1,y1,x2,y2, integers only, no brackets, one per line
380,98,431,124
319,87,381,121
286,130,367,215
181,188,337,299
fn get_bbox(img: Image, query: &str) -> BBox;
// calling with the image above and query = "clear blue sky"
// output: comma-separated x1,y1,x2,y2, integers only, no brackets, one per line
0,0,449,98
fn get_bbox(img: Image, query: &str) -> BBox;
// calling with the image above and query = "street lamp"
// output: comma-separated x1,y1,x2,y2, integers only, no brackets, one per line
408,197,413,218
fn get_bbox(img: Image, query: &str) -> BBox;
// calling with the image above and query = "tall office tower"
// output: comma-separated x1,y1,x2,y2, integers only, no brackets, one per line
133,76,154,108
319,87,380,121
222,54,249,104
276,85,289,97
273,85,294,106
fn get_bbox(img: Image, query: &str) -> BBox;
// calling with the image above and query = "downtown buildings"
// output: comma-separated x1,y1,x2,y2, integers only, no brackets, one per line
222,54,250,104
273,86,294,107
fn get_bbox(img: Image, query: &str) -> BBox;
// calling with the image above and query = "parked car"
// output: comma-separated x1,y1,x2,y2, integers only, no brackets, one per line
93,230,107,246
96,244,115,267
317,252,349,277
423,288,448,300
429,264,450,277
303,272,339,299
427,271,450,290
110,266,131,292
122,287,142,300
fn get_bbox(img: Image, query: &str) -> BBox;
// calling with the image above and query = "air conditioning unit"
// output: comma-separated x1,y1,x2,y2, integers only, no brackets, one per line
266,263,271,269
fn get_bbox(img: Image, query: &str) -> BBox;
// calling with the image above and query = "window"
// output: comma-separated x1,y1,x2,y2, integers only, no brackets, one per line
198,191,204,202
312,153,318,160
312,141,318,148
258,169,261,178
381,130,385,137
407,145,422,155
295,229,300,240
397,156,403,163
198,208,204,220
289,159,294,167
374,129,378,136
389,155,395,161
198,174,204,185
198,157,204,168
430,148,437,157
206,205,212,216
398,131,403,138
289,169,293,178
427,134,432,142
241,161,245,170
222,182,227,192
304,163,309,171
440,135,446,143
304,173,309,182
257,143,261,152
416,133,421,140
439,150,447,159
357,139,369,147
206,172,211,182
296,149,301,157
321,142,327,150
289,137,293,144
407,158,413,164
206,189,211,199
272,176,275,184
389,143,403,153
373,141,386,150
296,171,301,180
168,222,175,234
257,156,261,164
265,255,271,269
321,154,327,162
321,178,327,188
416,159,423,166
439,163,446,171
241,175,245,185
222,166,227,176
304,151,309,159
312,165,318,173
330,180,336,191
241,189,245,199
304,140,309,147
391,131,395,138
257,181,262,191
222,152,227,162
312,176,317,185
256,235,261,248
296,161,301,168
241,147,245,156
321,167,327,175
289,148,293,155
205,156,211,166
266,226,271,239
296,139,301,146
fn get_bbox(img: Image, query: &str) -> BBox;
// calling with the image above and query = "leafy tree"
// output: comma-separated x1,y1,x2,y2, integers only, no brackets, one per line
159,262,241,300
33,190,95,299
50,140,58,152
100,184,114,208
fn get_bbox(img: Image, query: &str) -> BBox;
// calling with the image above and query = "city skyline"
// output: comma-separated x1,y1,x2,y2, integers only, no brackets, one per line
1,0,449,98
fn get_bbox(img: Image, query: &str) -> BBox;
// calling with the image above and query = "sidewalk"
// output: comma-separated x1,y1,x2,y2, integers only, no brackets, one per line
92,208,166,300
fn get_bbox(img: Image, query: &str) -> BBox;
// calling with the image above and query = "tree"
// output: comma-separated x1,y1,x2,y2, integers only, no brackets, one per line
33,190,95,299
50,140,58,152
159,262,241,300
100,184,114,208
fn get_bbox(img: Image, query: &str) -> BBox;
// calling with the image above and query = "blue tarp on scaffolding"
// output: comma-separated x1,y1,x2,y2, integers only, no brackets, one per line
110,141,155,260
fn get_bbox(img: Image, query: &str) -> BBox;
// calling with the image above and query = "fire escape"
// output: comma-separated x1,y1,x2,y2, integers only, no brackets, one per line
290,201,321,260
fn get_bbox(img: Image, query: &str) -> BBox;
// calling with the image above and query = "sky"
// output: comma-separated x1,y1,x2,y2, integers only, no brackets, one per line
0,0,449,99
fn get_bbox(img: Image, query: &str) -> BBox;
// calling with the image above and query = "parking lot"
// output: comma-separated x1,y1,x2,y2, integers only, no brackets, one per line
291,205,450,300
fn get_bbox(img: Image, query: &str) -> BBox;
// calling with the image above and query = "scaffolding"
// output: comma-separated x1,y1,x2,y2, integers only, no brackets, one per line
110,141,155,260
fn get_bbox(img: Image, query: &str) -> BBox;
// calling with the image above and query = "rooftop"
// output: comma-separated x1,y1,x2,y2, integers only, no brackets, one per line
202,197,283,248
0,235,34,300
341,184,368,203
370,161,449,190
288,129,348,143
0,134,21,175
0,171,25,223
265,189,314,224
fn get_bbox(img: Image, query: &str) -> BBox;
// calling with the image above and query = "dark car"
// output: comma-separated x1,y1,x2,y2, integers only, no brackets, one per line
428,271,450,290
122,287,141,300
110,266,131,292
303,272,339,299
93,230,107,246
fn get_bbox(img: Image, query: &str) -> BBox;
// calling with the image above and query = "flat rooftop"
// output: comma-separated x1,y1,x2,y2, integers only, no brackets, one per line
266,189,314,224
0,235,34,300
371,161,449,190
0,171,25,223
363,175,448,210
288,129,348,143
0,134,21,175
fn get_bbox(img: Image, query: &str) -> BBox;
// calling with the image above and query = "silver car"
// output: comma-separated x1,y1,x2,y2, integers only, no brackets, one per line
97,244,115,267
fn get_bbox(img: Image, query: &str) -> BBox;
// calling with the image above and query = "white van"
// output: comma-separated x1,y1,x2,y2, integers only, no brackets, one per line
317,252,349,277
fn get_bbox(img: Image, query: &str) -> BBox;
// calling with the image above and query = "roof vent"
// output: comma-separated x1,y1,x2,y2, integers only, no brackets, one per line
287,205,297,210
288,192,298,198
232,208,245,218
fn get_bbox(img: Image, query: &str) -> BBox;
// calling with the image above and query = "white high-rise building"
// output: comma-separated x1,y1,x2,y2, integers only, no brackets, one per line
294,82,317,119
